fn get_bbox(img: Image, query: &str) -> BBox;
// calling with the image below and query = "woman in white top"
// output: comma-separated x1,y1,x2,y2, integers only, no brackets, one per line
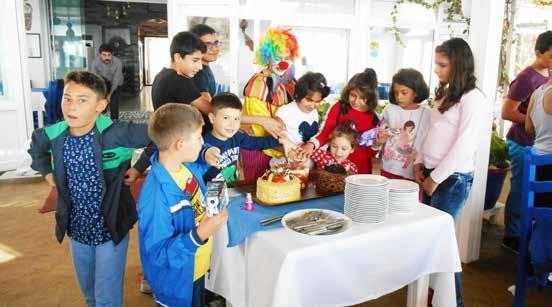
413,38,485,307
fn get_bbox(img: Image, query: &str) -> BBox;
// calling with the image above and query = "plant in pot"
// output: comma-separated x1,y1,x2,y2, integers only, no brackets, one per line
485,126,511,210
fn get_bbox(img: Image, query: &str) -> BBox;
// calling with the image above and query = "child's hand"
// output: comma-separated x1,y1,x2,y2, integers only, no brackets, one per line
261,117,285,138
376,130,389,145
422,176,438,196
196,208,229,241
124,167,141,186
300,142,315,158
205,147,221,168
286,148,306,162
45,173,56,188
279,136,300,157
413,163,425,185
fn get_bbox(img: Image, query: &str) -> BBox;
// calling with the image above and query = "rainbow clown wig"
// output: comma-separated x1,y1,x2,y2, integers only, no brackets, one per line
255,27,300,67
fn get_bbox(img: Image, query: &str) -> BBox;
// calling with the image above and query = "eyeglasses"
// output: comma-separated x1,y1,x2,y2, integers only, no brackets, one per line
204,40,222,49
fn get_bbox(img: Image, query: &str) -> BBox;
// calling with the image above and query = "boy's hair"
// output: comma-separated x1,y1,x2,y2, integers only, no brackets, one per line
99,44,113,54
148,103,204,151
535,30,552,54
339,68,379,114
434,38,477,114
295,72,331,102
190,24,217,38
169,31,207,62
388,68,429,105
328,121,358,148
211,92,243,114
64,71,107,99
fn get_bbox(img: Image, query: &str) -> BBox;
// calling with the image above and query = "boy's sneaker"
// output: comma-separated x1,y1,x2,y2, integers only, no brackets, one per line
140,278,152,294
207,298,225,307
502,237,520,254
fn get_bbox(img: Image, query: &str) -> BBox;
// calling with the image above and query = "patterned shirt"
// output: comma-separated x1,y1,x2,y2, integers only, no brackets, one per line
311,149,358,174
64,130,111,245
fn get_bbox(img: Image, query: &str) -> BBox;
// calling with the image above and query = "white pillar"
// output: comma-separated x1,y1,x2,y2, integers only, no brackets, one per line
456,0,505,263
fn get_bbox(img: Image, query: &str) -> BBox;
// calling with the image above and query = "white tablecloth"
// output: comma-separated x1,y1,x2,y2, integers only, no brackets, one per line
206,204,461,307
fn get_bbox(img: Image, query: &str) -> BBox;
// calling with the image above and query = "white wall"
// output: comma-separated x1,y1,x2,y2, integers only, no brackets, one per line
25,0,50,88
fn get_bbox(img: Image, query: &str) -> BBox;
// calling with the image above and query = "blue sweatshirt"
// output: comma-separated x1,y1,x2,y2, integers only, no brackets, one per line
138,147,211,307
203,131,279,185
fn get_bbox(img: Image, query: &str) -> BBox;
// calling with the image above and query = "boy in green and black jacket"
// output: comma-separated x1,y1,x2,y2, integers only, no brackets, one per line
28,71,151,306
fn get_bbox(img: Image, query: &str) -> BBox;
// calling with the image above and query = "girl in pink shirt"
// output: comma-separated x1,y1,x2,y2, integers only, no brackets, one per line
413,38,485,307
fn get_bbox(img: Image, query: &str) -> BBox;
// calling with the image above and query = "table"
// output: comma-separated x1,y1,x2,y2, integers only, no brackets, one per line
206,196,461,307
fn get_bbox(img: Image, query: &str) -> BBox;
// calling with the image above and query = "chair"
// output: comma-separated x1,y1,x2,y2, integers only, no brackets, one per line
512,147,552,306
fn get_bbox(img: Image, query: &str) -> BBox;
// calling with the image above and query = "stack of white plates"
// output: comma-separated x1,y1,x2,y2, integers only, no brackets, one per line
344,175,389,223
388,179,419,213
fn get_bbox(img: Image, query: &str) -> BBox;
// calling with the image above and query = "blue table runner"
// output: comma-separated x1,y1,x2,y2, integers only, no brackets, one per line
226,194,344,247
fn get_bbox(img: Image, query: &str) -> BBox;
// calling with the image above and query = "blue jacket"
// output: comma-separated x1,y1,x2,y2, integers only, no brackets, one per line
28,115,152,244
138,147,211,307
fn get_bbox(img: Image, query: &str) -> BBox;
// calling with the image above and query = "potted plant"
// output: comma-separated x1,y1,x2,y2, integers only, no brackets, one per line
485,126,511,210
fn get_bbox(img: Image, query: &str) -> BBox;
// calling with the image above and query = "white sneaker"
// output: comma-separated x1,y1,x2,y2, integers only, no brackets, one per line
140,279,152,294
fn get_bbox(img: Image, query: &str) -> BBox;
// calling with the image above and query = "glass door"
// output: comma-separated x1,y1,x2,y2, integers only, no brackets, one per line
0,0,33,171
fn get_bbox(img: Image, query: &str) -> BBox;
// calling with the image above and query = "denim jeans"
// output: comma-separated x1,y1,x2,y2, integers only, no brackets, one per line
423,169,474,307
504,139,525,238
70,234,129,307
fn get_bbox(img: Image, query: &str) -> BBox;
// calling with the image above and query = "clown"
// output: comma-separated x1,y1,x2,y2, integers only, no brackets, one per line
241,27,300,181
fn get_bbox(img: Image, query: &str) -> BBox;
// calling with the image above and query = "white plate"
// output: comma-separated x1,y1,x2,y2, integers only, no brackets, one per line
346,174,389,186
282,209,351,236
388,179,419,191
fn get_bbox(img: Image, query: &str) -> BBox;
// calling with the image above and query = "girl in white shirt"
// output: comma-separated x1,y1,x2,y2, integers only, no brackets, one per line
272,72,330,167
379,68,430,180
413,38,485,307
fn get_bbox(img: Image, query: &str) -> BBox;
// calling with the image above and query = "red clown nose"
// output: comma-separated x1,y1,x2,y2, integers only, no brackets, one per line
278,61,289,70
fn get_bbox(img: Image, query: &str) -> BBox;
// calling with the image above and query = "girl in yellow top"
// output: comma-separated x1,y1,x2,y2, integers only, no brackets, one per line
241,27,300,181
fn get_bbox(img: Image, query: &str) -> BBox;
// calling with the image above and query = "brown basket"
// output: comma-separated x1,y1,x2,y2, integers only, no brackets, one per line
315,170,347,194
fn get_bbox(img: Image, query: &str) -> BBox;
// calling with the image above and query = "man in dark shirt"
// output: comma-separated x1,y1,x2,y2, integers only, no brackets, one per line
501,30,552,252
190,24,220,98
90,44,123,120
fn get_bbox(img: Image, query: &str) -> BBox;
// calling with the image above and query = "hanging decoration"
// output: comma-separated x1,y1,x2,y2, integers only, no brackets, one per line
390,0,469,46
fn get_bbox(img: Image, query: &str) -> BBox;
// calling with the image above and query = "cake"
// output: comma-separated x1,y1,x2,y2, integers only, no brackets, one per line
256,168,301,205
315,164,348,194
272,162,310,189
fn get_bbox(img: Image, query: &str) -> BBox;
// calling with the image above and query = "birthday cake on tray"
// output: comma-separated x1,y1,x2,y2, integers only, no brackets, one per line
256,167,301,205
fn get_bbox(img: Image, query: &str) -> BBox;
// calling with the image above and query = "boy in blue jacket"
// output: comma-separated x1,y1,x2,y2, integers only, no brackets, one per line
28,71,152,306
138,103,228,307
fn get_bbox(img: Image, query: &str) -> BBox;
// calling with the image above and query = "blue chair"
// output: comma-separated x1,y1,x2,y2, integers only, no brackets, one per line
512,147,552,306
